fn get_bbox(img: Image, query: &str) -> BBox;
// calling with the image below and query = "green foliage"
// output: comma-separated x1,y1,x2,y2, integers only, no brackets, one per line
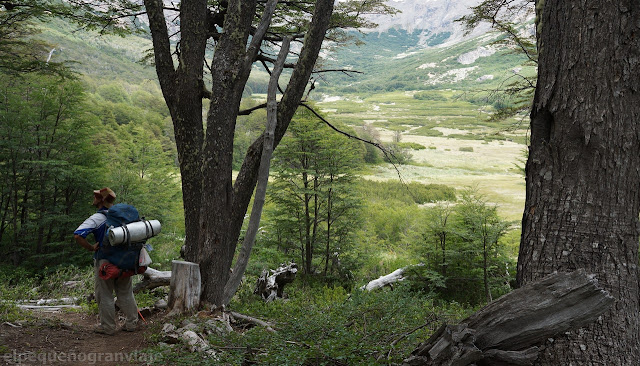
0,68,183,272
349,182,456,282
155,282,471,366
355,124,383,164
383,143,413,165
415,191,515,305
359,181,456,206
397,142,426,150
233,100,268,170
413,92,448,101
265,109,363,280
459,146,474,152
97,82,131,103
0,72,104,270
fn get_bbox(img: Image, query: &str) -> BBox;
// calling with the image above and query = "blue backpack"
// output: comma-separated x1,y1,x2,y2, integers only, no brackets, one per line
97,203,144,272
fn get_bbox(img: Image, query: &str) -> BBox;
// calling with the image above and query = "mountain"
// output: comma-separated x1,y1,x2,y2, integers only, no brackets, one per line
316,1,535,97
36,1,534,102
367,0,489,46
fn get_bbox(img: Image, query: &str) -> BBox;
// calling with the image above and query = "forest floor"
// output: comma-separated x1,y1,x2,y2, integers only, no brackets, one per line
1,309,164,365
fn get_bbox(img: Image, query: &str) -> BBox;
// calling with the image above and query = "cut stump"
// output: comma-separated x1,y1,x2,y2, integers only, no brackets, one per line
167,260,201,316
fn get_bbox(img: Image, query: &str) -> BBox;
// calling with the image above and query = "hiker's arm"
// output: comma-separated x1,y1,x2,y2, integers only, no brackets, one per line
74,234,98,252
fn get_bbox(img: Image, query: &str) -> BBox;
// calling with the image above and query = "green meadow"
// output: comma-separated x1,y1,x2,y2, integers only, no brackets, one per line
315,90,528,221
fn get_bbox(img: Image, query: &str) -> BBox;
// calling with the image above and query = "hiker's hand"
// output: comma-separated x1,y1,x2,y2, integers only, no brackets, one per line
91,243,99,252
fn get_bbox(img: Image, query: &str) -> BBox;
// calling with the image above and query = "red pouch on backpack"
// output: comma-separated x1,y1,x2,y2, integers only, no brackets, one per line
98,262,147,280
98,262,121,280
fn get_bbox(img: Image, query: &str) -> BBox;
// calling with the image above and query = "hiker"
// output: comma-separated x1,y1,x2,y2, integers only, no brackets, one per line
73,187,139,335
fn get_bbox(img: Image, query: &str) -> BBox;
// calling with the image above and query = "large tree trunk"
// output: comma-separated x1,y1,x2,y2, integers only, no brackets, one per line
221,32,290,305
199,0,335,306
517,1,640,364
144,0,206,262
145,0,335,306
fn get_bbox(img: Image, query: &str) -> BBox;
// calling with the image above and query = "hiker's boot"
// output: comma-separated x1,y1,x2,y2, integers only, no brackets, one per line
122,323,137,332
93,325,116,335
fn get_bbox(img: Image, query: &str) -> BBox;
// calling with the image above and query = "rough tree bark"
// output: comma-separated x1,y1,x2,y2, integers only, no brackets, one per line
222,34,291,305
517,0,640,363
143,0,336,306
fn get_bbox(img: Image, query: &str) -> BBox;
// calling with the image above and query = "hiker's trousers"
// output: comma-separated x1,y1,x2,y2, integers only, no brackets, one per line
94,259,139,332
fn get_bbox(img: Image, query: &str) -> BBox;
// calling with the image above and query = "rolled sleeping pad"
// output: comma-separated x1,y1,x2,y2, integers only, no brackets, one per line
108,220,161,246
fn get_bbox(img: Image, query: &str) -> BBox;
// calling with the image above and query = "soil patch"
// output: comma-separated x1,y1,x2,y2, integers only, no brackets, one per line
1,309,164,365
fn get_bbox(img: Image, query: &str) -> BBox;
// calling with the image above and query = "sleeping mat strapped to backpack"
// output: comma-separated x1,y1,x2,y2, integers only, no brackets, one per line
96,203,146,273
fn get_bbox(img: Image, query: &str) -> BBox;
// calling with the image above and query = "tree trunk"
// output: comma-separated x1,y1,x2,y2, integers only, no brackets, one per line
144,0,206,263
517,1,640,363
222,33,290,305
145,0,335,306
167,260,201,316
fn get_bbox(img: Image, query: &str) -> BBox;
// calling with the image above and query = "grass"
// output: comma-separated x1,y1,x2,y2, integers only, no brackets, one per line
314,86,528,222
146,281,474,365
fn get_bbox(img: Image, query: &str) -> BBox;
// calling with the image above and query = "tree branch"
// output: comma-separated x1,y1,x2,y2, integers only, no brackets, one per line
238,103,267,115
244,0,279,70
143,0,177,106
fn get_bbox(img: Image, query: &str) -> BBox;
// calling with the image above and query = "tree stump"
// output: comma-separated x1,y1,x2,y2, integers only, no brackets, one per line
254,262,298,301
403,270,614,365
167,260,201,316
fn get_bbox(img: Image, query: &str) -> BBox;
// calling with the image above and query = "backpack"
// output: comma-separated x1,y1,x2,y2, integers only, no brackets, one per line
96,203,146,273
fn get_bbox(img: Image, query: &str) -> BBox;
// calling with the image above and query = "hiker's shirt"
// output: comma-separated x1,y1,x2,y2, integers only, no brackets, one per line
74,207,108,258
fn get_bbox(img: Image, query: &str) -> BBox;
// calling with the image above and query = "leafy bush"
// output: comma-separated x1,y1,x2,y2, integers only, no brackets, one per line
382,143,413,165
397,142,426,150
171,282,474,366
359,180,456,205
413,92,448,101
459,146,474,152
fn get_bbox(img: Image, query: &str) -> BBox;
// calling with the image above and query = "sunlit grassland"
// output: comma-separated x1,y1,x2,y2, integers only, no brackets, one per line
318,91,527,221
318,91,526,140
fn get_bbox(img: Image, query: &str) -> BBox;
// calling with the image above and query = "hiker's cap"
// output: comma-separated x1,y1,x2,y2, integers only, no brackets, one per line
93,187,116,203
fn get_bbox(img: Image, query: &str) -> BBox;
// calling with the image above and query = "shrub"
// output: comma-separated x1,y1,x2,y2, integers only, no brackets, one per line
413,92,448,101
190,282,474,366
397,142,426,150
459,147,474,152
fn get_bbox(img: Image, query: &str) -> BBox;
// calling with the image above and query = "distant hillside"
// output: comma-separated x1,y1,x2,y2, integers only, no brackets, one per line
35,3,534,104
316,23,534,98
39,19,156,83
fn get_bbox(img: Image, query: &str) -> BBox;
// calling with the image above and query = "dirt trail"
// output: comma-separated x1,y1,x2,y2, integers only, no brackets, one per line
1,310,163,365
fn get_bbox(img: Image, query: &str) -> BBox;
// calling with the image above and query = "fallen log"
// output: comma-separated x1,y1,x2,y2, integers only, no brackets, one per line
134,267,171,293
16,304,82,312
229,311,276,333
403,270,614,366
254,262,297,301
362,264,424,291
